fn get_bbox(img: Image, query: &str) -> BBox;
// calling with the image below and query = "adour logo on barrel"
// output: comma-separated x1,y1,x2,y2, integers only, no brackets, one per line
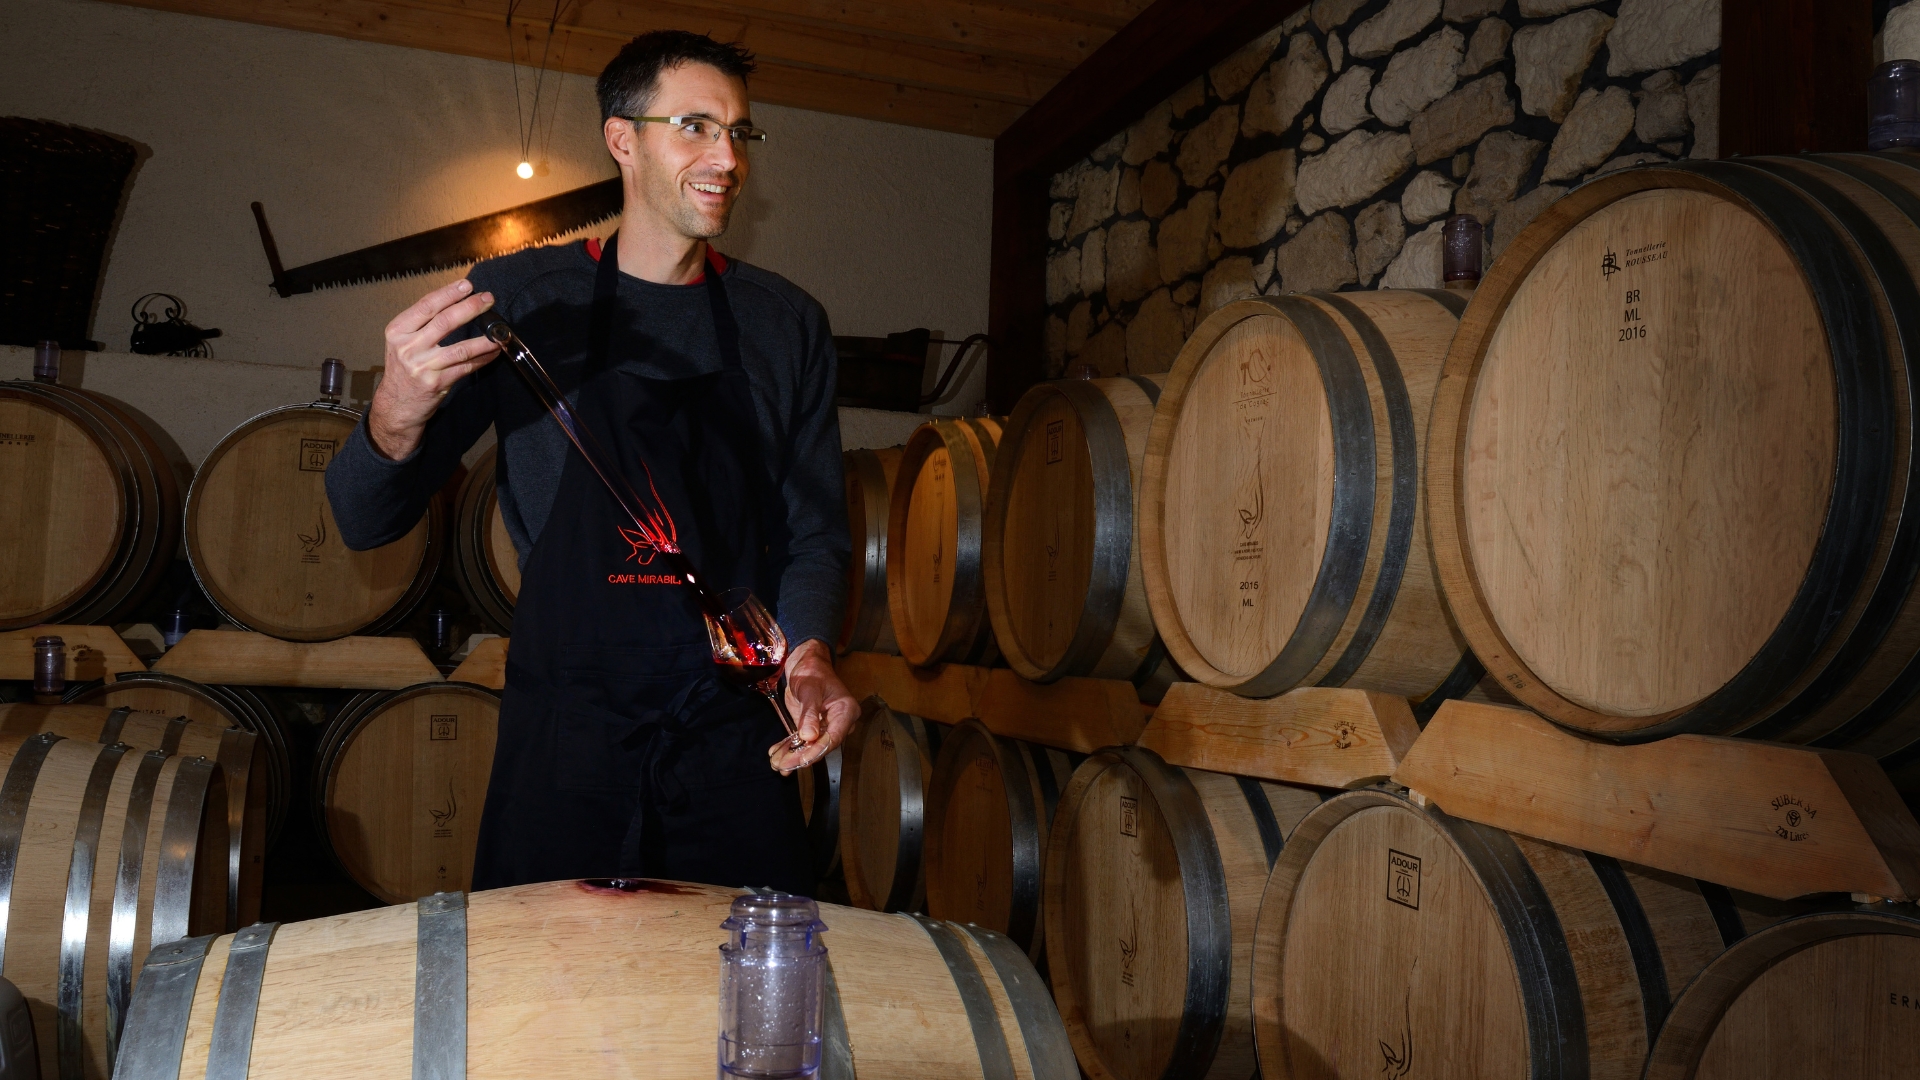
299,438,335,471
1045,419,1064,464
1387,849,1422,910
1119,795,1138,837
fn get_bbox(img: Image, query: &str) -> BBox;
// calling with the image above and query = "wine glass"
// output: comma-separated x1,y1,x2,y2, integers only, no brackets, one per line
706,588,807,759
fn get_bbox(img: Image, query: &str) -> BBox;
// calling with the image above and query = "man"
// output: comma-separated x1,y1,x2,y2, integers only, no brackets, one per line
326,31,858,896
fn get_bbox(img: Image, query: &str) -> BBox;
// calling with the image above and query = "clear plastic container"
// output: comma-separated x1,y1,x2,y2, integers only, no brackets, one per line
32,637,65,703
1870,60,1920,151
718,893,826,1079
1443,214,1484,286
32,341,58,384
162,611,192,650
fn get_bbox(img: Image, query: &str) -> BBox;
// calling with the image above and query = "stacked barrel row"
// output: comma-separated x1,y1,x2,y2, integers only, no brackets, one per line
834,151,1920,1080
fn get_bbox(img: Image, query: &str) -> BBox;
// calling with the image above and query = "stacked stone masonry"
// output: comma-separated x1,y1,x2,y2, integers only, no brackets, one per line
1044,0,1721,378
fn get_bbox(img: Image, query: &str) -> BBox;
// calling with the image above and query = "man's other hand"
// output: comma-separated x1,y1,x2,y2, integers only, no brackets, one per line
370,279,502,460
771,638,858,774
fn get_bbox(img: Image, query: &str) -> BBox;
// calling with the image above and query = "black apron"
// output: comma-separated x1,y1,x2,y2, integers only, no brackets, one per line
470,234,814,895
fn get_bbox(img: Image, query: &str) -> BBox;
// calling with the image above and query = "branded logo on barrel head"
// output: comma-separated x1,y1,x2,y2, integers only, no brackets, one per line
1388,849,1422,910
299,438,336,471
1118,904,1139,987
1600,247,1621,278
1045,419,1064,464
0,431,35,448
1119,796,1138,837
1772,794,1816,842
297,515,326,563
429,779,457,837
430,715,457,740
1380,986,1413,1079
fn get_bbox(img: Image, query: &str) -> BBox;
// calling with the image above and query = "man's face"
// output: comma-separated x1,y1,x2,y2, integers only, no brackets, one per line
617,62,752,240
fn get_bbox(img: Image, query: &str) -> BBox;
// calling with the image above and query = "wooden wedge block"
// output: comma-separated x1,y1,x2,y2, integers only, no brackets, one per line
1136,682,1419,789
0,624,145,684
834,651,1145,753
1395,699,1920,901
449,637,509,690
151,629,441,689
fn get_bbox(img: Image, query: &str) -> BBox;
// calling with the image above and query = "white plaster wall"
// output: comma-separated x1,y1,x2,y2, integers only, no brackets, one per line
0,0,991,399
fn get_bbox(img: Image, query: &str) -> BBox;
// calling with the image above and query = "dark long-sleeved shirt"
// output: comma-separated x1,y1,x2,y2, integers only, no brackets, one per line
323,240,849,648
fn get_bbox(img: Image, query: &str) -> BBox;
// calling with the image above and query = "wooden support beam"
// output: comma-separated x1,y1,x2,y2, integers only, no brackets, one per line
100,0,1097,136
1394,700,1920,902
449,637,509,689
834,651,1145,753
1135,682,1419,790
0,626,145,686
985,0,1306,409
152,629,442,689
1721,0,1872,155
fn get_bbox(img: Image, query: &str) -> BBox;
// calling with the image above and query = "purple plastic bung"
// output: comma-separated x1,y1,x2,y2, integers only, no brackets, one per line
33,636,66,698
1443,215,1485,284
320,357,346,400
1870,60,1920,151
33,340,59,383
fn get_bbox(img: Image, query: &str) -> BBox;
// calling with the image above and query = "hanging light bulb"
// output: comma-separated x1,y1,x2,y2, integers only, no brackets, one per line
516,160,534,179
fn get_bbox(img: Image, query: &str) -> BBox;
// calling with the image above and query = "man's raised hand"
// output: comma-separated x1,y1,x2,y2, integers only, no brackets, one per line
369,279,501,460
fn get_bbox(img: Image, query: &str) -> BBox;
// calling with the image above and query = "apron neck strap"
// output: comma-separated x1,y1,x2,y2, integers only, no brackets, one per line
590,231,741,374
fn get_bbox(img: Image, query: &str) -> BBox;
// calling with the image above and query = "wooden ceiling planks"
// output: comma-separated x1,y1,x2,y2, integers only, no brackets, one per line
98,0,1153,136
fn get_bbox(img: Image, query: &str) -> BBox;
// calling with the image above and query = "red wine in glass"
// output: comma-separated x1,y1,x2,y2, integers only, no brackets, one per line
707,588,806,754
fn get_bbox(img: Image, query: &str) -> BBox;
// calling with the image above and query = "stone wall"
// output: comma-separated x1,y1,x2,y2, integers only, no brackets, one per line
1043,0,1721,379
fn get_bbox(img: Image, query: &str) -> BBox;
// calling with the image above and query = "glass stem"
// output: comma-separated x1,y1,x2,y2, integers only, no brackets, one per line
763,688,804,745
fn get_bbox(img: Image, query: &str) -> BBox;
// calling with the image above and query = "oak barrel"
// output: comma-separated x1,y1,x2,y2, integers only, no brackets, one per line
313,682,500,904
1251,788,1793,1079
0,382,180,630
1140,291,1473,699
795,747,844,882
0,730,228,1080
1428,154,1920,770
887,418,1002,666
924,720,1081,960
1041,746,1320,1080
839,699,945,912
114,878,1076,1080
984,376,1165,683
7,687,281,929
839,446,903,655
1645,905,1920,1079
449,444,520,636
185,402,440,641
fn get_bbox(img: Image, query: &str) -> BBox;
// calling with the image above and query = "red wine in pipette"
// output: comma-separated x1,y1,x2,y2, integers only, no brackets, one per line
481,314,729,615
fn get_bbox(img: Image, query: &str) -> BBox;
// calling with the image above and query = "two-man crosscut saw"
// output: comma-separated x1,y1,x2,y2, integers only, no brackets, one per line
250,177,621,296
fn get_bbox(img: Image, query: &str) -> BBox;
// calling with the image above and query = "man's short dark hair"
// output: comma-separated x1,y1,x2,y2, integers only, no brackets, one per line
596,31,756,121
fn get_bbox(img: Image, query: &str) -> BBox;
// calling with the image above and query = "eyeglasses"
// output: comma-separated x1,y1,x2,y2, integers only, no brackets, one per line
627,115,768,145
